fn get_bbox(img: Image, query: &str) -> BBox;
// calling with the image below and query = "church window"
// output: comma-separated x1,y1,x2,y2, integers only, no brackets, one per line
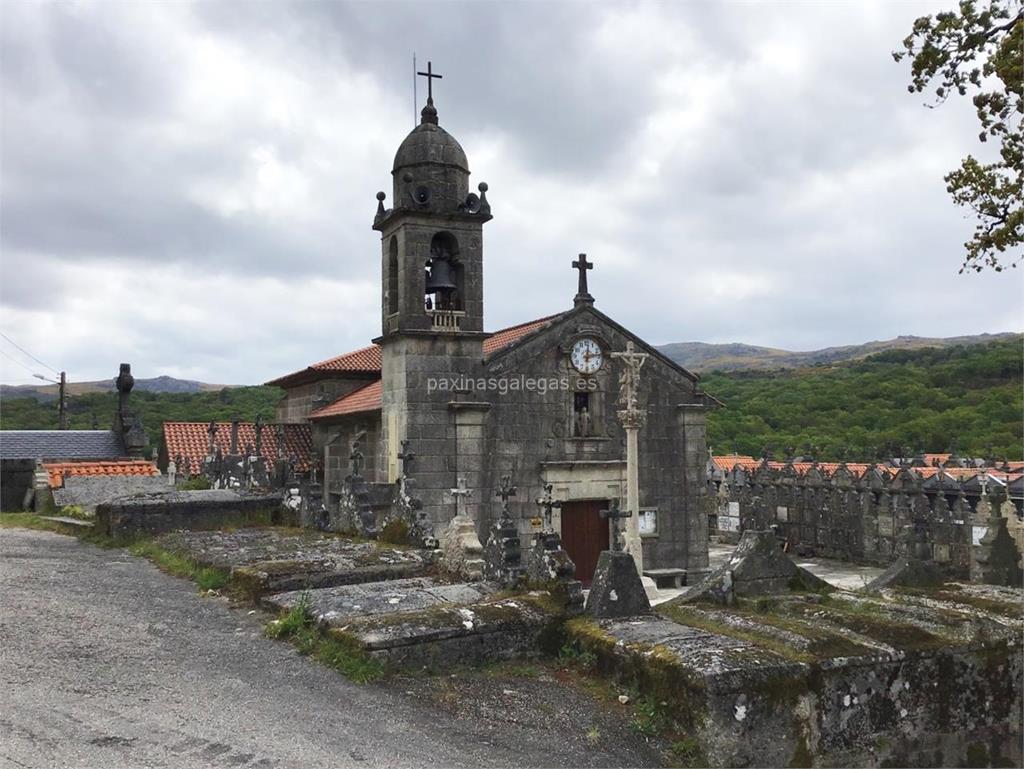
387,237,399,315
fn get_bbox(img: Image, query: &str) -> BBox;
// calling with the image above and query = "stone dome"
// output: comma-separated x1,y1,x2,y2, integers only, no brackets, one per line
392,121,470,175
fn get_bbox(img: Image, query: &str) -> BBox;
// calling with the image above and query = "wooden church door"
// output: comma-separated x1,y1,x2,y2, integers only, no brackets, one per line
560,499,610,586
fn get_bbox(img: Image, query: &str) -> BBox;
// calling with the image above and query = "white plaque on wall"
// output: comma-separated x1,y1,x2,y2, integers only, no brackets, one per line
972,525,988,546
639,509,658,536
719,516,740,532
728,501,740,515
776,506,788,522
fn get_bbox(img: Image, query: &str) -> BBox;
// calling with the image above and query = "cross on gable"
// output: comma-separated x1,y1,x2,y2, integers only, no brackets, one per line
417,60,442,102
572,253,593,299
397,440,416,477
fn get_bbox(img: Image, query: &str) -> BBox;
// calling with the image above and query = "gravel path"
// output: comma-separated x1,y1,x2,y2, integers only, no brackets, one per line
0,528,664,769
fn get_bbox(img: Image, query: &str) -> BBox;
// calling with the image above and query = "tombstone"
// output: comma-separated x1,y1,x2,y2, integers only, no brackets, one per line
525,484,582,611
975,489,1024,587
386,440,434,547
482,475,525,588
584,501,651,618
167,459,177,486
440,478,485,580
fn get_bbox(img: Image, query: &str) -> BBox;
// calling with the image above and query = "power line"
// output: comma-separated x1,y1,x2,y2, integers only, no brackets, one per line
0,347,46,378
0,332,60,375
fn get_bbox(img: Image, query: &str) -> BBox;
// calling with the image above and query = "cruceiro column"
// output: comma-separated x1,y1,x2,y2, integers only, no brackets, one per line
611,341,648,576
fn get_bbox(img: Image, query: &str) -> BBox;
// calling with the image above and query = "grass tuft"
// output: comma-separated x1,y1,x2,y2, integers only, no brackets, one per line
127,540,230,591
264,593,384,683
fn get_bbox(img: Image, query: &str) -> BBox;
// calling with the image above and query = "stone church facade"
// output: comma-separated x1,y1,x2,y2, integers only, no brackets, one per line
268,90,719,579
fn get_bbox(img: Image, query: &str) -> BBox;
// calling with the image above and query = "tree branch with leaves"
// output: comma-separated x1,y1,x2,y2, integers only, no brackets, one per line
894,0,1022,272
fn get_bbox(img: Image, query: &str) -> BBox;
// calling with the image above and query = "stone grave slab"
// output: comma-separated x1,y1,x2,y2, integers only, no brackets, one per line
264,577,495,625
154,528,431,594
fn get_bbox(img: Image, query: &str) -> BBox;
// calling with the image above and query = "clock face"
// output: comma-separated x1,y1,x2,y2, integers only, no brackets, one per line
571,338,603,374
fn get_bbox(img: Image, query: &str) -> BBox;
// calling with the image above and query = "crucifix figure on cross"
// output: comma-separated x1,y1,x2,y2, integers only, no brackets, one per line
397,440,416,478
206,420,218,454
600,499,633,553
536,483,562,532
572,253,593,303
611,341,648,416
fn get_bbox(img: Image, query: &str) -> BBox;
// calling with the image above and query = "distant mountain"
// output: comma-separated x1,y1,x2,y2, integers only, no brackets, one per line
0,376,230,402
656,332,1022,373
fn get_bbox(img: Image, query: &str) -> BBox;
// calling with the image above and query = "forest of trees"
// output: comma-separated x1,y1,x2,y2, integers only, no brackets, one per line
1,339,1020,462
702,338,1022,461
0,386,284,455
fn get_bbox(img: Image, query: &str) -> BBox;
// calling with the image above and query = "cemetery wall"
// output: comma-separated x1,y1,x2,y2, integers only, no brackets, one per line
710,465,1023,578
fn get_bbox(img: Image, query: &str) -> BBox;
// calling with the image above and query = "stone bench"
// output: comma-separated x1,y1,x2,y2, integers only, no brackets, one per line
643,568,687,589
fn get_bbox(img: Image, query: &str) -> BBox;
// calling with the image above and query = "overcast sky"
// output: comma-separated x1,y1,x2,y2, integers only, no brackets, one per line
1,1,1020,387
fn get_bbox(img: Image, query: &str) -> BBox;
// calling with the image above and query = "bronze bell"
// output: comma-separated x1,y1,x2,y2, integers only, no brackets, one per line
424,257,457,293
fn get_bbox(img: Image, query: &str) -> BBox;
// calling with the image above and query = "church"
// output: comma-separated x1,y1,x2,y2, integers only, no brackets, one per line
267,69,719,582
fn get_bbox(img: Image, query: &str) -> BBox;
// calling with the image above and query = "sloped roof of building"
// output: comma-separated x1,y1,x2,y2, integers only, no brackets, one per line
306,314,567,420
0,430,126,461
269,314,567,390
162,422,313,475
42,460,160,489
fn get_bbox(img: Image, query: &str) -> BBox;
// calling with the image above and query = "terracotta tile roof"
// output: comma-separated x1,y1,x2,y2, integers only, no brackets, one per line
162,422,312,475
712,455,759,470
310,381,383,420
268,314,566,389
482,314,565,357
306,314,566,420
42,460,160,488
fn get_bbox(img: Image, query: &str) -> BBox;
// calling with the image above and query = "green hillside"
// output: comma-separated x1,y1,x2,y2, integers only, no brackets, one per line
1,339,1020,463
0,386,284,456
702,338,1023,461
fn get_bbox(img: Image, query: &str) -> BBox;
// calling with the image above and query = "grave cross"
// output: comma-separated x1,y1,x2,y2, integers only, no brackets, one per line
572,253,593,298
496,475,517,524
417,60,442,102
206,420,219,453
449,477,473,517
600,499,633,553
349,440,365,478
254,414,264,455
535,483,562,531
397,440,416,478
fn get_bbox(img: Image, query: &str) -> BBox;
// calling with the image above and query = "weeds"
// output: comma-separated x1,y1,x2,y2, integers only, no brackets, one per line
631,694,673,737
127,540,230,591
264,593,384,684
558,639,598,670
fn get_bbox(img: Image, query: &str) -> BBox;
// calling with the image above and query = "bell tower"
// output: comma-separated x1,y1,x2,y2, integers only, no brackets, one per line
372,64,493,524
372,63,491,338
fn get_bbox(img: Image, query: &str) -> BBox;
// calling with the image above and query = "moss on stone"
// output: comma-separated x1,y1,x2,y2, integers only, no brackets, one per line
378,518,410,545
788,733,813,768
